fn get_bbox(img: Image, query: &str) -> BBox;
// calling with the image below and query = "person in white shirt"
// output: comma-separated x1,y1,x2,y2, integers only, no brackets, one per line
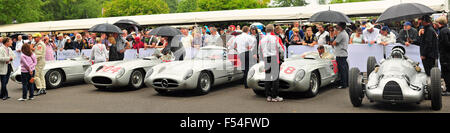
180,27,193,49
259,24,284,102
15,35,24,52
234,26,257,88
315,24,329,45
90,37,108,64
362,23,380,45
376,26,397,46
204,27,223,47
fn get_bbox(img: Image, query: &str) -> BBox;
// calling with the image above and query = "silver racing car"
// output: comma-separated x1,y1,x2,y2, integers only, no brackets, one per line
10,56,92,89
145,46,244,95
247,46,338,97
84,56,162,90
349,46,442,110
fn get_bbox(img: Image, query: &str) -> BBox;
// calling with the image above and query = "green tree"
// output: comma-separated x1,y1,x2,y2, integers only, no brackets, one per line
176,0,199,13
41,0,104,21
272,0,308,7
330,0,378,4
103,0,170,17
196,0,267,11
0,0,43,25
164,0,179,13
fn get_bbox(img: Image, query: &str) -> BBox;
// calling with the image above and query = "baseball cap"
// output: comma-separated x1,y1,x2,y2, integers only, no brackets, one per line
381,26,390,32
32,33,42,38
403,21,412,26
366,23,374,29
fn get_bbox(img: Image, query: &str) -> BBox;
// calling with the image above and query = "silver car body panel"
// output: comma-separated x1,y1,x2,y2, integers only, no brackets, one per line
10,56,91,84
145,46,244,90
84,56,162,87
248,53,338,92
365,58,428,103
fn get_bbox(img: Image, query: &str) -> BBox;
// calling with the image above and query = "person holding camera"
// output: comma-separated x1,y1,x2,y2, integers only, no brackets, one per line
45,36,56,61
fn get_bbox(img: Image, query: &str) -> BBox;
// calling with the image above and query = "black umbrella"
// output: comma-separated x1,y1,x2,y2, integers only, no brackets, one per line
309,10,352,23
88,23,123,34
8,33,28,40
149,26,181,37
114,19,142,30
376,3,435,23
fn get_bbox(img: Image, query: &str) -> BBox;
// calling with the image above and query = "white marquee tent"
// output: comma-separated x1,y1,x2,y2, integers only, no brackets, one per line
0,0,447,33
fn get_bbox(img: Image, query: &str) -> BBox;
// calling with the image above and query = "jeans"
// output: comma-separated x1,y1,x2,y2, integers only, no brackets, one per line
263,56,280,97
336,57,349,88
0,64,12,98
239,51,251,88
21,71,35,99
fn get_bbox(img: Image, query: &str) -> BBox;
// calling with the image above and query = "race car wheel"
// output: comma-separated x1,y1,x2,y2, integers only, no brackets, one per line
252,89,265,97
305,72,320,98
45,69,63,89
367,56,377,76
349,68,364,107
94,85,107,90
430,67,442,110
196,72,212,95
129,69,145,89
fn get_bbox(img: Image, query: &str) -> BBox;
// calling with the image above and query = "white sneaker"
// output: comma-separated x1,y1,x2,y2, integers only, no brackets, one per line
17,98,27,101
28,97,34,100
272,96,284,102
266,96,272,102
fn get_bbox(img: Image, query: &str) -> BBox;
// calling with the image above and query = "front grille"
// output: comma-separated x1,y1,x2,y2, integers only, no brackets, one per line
383,81,403,100
153,79,179,88
92,77,112,84
257,80,290,89
15,75,22,83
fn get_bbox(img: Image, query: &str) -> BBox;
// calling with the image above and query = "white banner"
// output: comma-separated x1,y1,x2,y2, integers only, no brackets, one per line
12,51,21,70
288,43,425,72
138,48,155,58
56,49,80,60
81,49,92,59
347,44,385,72
124,49,138,60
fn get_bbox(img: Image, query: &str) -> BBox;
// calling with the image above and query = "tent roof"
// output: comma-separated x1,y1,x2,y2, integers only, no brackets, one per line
0,0,447,32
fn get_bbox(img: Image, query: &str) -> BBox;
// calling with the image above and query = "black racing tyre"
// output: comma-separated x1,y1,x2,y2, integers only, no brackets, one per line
45,69,64,89
430,67,442,111
252,89,265,97
367,56,377,76
95,85,107,90
349,68,364,107
196,72,212,95
128,69,145,90
305,72,320,98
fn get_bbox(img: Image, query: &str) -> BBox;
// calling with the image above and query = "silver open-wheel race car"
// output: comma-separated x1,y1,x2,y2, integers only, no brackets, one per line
247,46,338,97
10,56,92,89
144,46,244,95
349,46,442,110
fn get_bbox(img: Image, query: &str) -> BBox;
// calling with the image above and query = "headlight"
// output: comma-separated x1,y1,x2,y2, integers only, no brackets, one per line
85,67,92,76
115,68,125,78
294,70,305,81
145,68,154,79
184,69,194,80
248,69,255,79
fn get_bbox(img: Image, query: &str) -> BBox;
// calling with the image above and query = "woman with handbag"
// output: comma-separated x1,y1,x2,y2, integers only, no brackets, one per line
18,43,37,101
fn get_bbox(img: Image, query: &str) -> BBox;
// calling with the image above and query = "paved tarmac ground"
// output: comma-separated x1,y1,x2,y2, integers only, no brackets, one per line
0,80,449,113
